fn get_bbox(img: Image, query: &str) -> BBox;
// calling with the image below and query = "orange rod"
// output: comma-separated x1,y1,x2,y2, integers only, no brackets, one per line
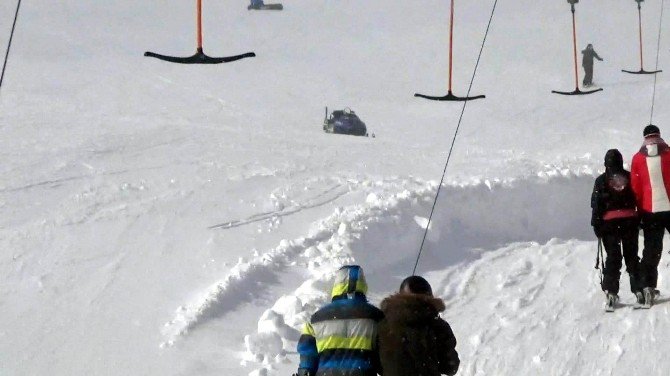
639,4,644,69
448,0,455,93
197,0,203,50
572,10,579,89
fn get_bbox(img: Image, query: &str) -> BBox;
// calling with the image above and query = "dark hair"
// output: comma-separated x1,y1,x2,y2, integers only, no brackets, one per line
399,276,433,296
644,125,661,138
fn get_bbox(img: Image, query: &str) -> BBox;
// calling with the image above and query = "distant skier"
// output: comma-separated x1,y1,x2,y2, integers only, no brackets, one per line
377,276,460,376
582,44,603,87
295,265,383,376
248,0,264,9
248,0,282,10
591,149,642,311
631,125,670,308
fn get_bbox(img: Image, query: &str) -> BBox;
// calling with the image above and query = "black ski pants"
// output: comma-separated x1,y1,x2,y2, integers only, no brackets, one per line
641,212,670,289
601,218,640,294
583,64,593,86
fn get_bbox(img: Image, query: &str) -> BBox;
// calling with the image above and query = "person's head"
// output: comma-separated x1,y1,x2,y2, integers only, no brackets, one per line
331,265,368,300
644,125,661,139
587,43,593,50
399,275,433,296
604,149,624,171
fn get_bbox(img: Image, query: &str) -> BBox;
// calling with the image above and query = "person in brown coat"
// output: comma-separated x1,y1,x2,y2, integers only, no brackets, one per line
378,276,460,376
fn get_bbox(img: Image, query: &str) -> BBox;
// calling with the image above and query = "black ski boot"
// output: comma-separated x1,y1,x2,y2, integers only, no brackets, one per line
642,287,655,309
605,292,618,312
634,291,645,309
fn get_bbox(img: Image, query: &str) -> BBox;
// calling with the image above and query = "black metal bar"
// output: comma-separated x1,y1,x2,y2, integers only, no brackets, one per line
1,0,23,90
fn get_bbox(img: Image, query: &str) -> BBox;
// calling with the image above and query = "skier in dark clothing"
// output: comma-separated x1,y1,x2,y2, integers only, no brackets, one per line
582,44,603,87
378,276,459,376
249,0,264,9
591,149,642,310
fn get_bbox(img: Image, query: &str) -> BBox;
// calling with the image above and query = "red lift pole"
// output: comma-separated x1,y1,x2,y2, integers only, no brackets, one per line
415,0,485,101
552,0,602,95
145,0,255,64
623,0,662,74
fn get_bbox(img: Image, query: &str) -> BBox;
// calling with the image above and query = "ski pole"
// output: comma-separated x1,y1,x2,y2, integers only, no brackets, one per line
595,238,605,289
600,239,605,271
595,237,601,269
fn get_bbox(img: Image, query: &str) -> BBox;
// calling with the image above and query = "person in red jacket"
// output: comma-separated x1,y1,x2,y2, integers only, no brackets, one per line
630,125,670,307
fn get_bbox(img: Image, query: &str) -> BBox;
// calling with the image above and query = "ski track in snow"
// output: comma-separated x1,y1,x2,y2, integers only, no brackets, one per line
447,240,670,376
208,183,351,230
160,177,429,347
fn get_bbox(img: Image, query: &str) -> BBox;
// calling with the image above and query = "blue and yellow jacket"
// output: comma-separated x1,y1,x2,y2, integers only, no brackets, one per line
297,265,384,376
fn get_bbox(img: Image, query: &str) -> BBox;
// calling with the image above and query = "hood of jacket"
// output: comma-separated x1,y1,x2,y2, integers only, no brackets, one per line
380,293,446,326
331,265,368,301
640,136,670,157
604,149,624,174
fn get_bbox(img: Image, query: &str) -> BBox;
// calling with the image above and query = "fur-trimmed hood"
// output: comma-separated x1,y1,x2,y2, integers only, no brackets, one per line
380,293,446,325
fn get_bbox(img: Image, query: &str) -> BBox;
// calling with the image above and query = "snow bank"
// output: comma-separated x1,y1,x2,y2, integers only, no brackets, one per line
242,172,597,373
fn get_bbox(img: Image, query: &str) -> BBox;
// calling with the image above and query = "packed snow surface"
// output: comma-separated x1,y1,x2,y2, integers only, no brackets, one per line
0,0,669,375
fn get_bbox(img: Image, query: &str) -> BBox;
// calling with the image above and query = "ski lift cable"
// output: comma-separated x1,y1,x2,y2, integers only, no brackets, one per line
0,0,23,90
412,0,500,276
650,0,666,124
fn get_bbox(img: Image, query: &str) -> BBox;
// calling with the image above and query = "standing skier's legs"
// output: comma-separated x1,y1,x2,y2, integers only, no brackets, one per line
602,233,624,295
641,219,664,289
620,222,641,294
583,65,593,86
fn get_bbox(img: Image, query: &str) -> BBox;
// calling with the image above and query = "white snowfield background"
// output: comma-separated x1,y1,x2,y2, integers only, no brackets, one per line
1,0,669,375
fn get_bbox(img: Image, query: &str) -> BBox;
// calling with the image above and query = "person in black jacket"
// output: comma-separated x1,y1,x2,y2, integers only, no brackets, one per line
249,0,264,8
378,276,459,376
582,43,603,87
591,149,642,309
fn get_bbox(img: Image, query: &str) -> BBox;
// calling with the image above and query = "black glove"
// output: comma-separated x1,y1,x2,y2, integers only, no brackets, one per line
593,225,604,239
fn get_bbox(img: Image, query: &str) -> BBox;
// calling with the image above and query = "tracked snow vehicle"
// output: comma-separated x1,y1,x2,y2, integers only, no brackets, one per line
323,107,371,137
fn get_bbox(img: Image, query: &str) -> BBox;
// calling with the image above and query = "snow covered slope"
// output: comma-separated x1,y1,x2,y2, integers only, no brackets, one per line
0,0,668,375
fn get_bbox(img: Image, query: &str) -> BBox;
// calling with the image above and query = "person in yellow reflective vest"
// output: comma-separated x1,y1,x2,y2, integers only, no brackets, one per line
296,265,384,376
